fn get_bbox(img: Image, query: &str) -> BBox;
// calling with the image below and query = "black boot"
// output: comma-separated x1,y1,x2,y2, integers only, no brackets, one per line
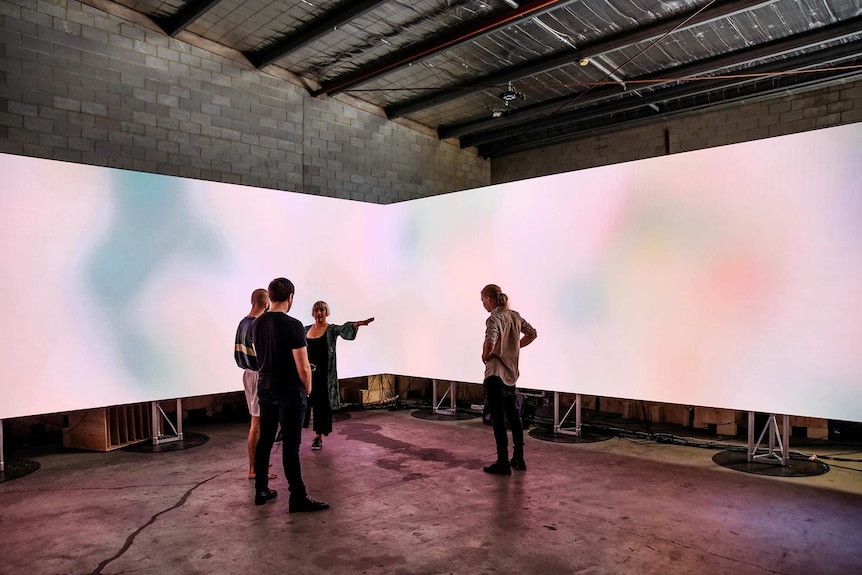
511,447,526,471
483,461,512,475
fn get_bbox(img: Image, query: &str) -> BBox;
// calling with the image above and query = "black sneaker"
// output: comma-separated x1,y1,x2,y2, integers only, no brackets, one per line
254,488,278,506
311,437,322,450
483,461,512,475
510,458,527,471
289,496,330,513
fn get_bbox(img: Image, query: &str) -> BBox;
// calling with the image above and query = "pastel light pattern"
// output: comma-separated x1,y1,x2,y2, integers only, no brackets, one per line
1,122,860,421
86,171,225,395
378,125,862,420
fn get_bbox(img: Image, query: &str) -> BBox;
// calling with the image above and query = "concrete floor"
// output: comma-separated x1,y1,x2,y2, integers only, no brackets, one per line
1,408,861,575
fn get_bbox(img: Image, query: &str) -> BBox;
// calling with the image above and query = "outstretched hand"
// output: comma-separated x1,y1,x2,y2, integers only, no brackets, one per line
359,317,375,326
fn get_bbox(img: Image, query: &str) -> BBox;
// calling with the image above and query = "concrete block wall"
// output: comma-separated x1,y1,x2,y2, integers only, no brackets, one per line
0,0,489,204
491,79,862,184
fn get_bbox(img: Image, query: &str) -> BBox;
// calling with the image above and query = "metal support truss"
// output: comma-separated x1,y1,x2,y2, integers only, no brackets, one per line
151,399,184,446
553,392,582,436
748,412,791,466
431,379,458,416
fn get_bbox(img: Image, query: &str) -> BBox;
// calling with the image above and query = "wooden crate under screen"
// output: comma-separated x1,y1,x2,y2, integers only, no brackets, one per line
601,397,635,418
662,404,693,427
693,407,741,436
111,407,122,445
135,403,149,437
789,416,829,439
360,375,396,405
63,403,152,451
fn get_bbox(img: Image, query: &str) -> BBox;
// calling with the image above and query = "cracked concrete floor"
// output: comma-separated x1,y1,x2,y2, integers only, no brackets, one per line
1,408,861,575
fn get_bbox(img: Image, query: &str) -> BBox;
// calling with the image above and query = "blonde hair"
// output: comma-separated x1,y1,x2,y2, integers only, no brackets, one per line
312,300,330,315
481,284,508,308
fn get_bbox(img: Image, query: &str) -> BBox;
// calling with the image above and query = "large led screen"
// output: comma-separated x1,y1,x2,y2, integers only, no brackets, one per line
382,123,862,422
0,159,388,418
1,122,861,421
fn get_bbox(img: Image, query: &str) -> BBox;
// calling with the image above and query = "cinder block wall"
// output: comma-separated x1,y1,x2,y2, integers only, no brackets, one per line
3,1,859,201
491,79,862,184
0,0,489,204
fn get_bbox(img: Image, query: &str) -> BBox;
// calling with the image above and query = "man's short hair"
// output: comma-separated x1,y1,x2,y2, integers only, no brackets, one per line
251,288,269,307
268,277,295,303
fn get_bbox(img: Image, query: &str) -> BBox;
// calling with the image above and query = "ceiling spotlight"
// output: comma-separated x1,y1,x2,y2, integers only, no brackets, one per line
499,81,525,106
579,57,590,67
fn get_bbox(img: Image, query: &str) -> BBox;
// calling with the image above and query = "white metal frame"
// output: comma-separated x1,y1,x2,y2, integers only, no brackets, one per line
553,392,583,436
150,399,184,446
431,379,457,415
747,412,790,466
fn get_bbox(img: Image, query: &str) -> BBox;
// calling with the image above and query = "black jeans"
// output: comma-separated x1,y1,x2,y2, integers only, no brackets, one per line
483,375,524,463
254,388,307,501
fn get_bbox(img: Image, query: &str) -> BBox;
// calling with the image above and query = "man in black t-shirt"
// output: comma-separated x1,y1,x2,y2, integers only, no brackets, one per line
251,277,329,512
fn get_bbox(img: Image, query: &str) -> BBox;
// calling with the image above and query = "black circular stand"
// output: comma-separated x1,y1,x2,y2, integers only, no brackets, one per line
712,450,829,477
411,408,481,421
529,425,612,444
122,431,209,453
0,459,41,483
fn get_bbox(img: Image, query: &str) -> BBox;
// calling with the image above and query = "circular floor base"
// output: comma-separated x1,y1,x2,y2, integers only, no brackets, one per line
410,408,481,421
122,431,209,453
528,425,612,444
712,450,829,477
0,459,41,483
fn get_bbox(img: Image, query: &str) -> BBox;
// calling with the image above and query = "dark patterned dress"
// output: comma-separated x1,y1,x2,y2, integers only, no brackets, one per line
302,322,360,434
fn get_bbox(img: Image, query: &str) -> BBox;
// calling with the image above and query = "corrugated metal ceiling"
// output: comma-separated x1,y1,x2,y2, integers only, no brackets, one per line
99,0,862,157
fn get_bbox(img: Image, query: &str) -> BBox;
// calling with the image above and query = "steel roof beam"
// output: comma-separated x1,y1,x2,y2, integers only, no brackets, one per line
247,0,389,69
387,0,772,119
311,0,576,97
479,66,862,157
444,15,862,142
476,45,862,157
157,0,224,37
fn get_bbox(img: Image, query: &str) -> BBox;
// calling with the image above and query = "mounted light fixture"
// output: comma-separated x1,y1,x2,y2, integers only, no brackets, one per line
502,0,520,8
582,55,627,89
500,81,525,105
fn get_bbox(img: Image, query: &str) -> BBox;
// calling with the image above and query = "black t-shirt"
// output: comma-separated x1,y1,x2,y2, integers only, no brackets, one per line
251,311,307,395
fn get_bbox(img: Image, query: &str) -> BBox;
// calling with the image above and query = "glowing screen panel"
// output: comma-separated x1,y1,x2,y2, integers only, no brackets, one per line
0,159,387,418
382,123,862,421
1,122,860,421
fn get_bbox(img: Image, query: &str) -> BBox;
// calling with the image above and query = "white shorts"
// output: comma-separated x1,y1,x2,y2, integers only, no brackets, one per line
242,369,260,417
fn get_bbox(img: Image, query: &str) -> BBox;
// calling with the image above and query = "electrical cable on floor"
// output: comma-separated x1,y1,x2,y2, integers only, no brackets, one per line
340,385,862,470
522,410,862,475
820,463,862,473
811,452,862,460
